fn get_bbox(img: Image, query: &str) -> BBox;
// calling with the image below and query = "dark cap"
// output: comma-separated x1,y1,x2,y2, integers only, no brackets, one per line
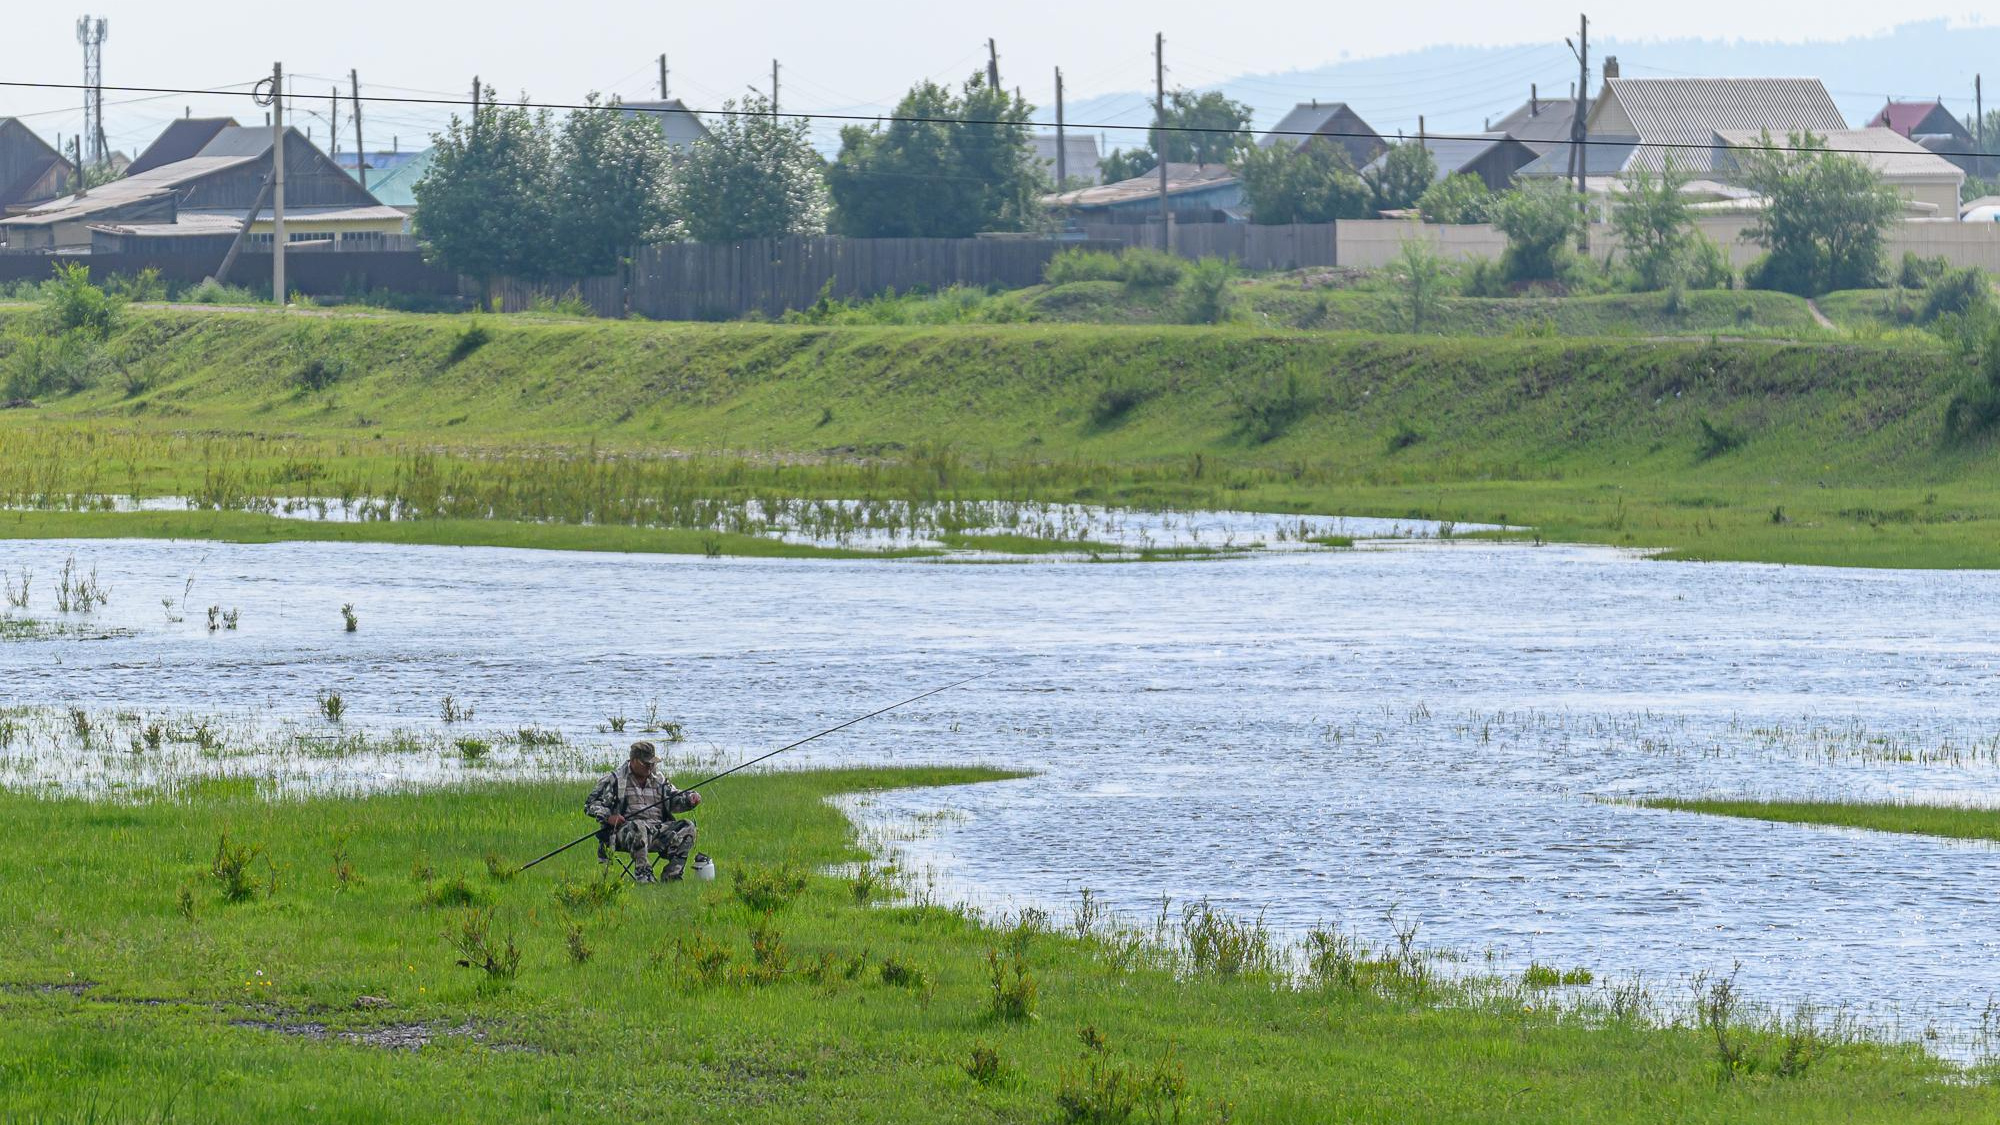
629,740,658,762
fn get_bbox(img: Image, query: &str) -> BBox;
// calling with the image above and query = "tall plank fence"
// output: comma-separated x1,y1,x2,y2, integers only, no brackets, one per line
1077,222,1340,271
628,236,1121,321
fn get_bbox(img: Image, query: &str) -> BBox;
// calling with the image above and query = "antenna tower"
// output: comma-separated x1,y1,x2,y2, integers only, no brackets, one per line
76,15,108,166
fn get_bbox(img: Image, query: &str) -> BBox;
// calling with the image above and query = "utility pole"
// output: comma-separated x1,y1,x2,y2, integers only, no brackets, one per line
1978,75,1986,177
71,138,86,197
772,60,780,113
987,38,1001,89
1571,14,1588,197
350,70,366,190
470,76,481,139
1566,14,1590,252
1054,67,1067,187
329,86,341,159
1155,32,1170,251
659,54,670,100
271,63,287,306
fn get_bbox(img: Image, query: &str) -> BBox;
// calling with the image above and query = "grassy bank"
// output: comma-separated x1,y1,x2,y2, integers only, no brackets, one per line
3,306,1997,567
4,767,1996,1122
1643,799,2000,844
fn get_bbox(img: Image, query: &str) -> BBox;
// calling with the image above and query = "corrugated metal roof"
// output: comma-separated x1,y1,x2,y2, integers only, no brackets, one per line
1363,134,1526,181
1043,162,1237,208
363,147,433,209
1595,77,1846,173
1712,127,1966,180
0,155,257,227
126,118,238,175
618,99,708,150
1488,96,1582,153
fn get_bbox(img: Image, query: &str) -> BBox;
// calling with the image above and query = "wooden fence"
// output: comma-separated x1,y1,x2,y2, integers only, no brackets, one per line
628,236,1121,321
1077,222,1340,271
480,274,626,318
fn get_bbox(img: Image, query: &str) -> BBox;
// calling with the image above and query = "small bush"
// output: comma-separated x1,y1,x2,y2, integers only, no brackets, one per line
449,907,521,984
1044,249,1125,285
672,931,734,988
1385,420,1424,453
106,268,167,304
1460,258,1507,298
563,917,593,964
749,916,790,984
482,851,518,883
210,832,266,903
422,875,483,908
986,945,1038,1021
1176,257,1237,324
734,861,809,914
1231,369,1315,443
455,737,491,762
1920,266,1991,325
41,262,123,338
554,870,625,912
965,1041,1004,1085
878,957,930,989
1118,248,1185,291
1087,379,1154,428
1897,251,1949,289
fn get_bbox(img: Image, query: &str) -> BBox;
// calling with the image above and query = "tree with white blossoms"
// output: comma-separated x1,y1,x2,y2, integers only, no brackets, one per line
672,93,828,242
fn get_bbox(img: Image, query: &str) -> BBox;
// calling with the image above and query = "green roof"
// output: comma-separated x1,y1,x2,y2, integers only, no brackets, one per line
359,148,432,209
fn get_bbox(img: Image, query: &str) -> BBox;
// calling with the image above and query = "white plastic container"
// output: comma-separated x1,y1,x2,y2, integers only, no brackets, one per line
691,853,715,881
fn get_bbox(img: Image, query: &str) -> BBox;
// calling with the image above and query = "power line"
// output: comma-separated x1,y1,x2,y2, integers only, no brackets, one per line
1,77,1994,161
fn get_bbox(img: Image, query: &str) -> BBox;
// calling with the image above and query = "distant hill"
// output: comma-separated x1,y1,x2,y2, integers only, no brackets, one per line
1060,19,1999,155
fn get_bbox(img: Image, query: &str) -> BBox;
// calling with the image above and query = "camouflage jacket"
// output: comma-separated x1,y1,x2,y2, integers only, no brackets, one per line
585,762,698,824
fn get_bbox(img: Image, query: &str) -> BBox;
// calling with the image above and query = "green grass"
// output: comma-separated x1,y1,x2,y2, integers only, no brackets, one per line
0,510,939,560
4,768,1998,1122
1642,798,2000,844
4,305,2000,568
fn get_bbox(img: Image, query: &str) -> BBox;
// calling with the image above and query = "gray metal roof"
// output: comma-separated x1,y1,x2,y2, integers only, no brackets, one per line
1516,140,1638,179
126,118,237,175
1044,162,1237,208
0,155,255,227
1593,77,1846,173
1488,96,1581,153
1260,102,1375,148
1364,134,1519,181
1712,127,1966,181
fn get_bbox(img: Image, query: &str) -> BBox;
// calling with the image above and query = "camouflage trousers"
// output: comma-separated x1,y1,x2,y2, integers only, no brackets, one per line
609,818,696,883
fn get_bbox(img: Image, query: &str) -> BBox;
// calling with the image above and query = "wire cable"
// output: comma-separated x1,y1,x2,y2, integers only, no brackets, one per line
1,77,1992,161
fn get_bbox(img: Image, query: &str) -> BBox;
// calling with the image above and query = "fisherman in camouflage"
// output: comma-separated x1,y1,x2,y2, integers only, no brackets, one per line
585,741,702,883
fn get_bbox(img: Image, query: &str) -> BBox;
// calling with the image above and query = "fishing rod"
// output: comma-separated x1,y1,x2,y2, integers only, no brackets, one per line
519,672,991,872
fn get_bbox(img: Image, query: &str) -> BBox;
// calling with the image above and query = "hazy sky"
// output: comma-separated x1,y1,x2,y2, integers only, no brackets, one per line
5,2,1987,157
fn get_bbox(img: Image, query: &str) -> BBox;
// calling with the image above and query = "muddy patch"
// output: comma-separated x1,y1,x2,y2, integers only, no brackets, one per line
232,1017,538,1053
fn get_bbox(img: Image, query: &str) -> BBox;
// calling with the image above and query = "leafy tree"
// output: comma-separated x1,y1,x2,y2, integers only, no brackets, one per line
1098,147,1152,184
1233,141,1370,224
1736,131,1901,296
1154,90,1253,166
414,87,556,285
1100,89,1254,180
828,74,1042,238
1610,156,1694,291
1388,228,1448,332
547,94,676,275
1416,173,1491,224
1365,143,1436,213
1489,179,1585,282
674,94,827,242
